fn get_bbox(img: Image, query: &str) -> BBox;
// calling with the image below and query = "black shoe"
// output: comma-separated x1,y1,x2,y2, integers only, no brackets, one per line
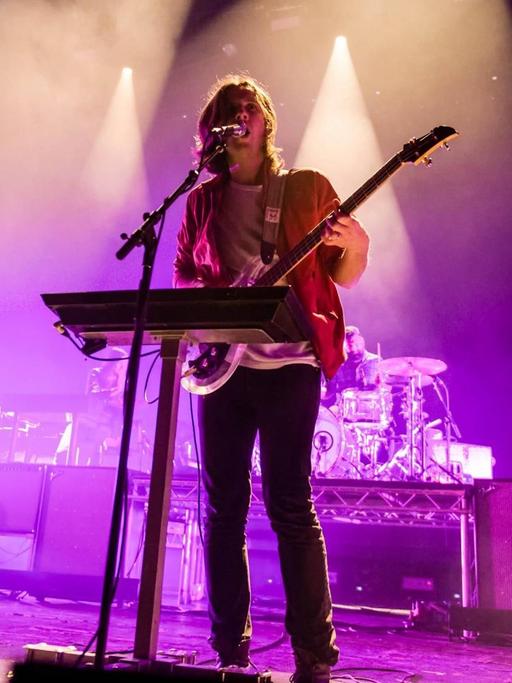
290,662,331,683
215,639,250,671
216,662,252,674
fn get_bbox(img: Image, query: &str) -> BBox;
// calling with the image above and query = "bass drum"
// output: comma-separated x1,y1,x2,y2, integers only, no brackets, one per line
311,406,359,478
311,406,341,476
252,407,357,478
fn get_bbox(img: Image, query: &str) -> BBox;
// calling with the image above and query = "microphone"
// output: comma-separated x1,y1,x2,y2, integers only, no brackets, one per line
210,122,247,138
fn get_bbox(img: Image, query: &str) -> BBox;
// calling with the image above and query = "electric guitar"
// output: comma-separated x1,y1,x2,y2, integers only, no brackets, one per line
181,125,459,395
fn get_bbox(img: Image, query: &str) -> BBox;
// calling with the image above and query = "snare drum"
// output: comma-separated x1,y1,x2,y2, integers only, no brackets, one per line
340,387,392,426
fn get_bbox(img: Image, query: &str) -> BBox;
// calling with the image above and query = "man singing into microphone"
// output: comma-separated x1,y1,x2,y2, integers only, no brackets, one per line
173,74,370,682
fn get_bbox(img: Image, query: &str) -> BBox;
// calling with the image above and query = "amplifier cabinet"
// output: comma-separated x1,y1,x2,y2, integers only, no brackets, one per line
33,466,118,576
474,479,512,609
0,465,205,604
0,463,45,534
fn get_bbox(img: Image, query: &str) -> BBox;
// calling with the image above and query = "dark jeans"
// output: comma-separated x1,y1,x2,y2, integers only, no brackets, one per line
198,364,339,665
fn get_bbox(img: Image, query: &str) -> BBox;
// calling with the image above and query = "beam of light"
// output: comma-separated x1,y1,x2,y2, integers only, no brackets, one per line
0,0,191,401
0,0,192,290
80,66,148,210
294,36,425,349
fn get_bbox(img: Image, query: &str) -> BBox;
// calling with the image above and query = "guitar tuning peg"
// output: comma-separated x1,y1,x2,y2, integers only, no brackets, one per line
423,157,433,167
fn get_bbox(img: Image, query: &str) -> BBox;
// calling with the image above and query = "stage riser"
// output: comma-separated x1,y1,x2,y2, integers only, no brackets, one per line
247,516,462,609
1,463,472,609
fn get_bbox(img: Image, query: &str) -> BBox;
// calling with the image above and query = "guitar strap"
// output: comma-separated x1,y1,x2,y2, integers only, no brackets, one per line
260,168,291,265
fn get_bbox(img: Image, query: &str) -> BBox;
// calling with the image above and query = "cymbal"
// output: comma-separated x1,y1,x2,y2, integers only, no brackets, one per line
379,356,447,377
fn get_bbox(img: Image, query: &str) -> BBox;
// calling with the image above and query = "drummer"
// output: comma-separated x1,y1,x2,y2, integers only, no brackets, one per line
321,325,380,408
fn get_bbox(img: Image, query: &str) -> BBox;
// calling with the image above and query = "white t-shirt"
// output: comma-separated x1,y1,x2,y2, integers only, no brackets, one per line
216,180,319,370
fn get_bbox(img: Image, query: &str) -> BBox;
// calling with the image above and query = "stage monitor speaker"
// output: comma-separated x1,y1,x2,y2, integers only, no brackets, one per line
474,479,512,609
33,466,118,576
30,466,141,601
0,463,45,533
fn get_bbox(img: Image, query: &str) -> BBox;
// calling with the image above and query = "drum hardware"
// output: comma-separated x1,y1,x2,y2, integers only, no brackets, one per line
431,374,462,474
345,422,389,479
391,372,428,479
377,441,413,480
378,357,448,481
334,387,392,480
302,355,455,482
310,355,463,483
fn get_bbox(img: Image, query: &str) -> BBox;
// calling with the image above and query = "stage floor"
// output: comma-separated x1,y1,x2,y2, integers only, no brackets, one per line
1,594,512,682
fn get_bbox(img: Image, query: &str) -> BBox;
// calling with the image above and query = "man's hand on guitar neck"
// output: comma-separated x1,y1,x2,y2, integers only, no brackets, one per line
322,211,369,289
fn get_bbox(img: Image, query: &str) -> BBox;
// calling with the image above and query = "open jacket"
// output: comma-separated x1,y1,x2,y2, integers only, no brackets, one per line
173,168,346,379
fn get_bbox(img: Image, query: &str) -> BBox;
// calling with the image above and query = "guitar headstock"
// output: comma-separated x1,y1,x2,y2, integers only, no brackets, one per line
400,125,460,166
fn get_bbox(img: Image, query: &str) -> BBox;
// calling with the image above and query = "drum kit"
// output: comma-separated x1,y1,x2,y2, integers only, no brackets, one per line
312,356,452,482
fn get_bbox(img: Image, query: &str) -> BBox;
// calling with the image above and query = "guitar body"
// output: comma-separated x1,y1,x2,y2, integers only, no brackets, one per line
181,342,247,395
181,125,458,395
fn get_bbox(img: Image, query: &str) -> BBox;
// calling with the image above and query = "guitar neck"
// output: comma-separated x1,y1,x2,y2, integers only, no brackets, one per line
255,154,402,287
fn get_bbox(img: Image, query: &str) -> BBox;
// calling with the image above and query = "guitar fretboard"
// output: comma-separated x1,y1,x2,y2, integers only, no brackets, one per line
255,154,402,287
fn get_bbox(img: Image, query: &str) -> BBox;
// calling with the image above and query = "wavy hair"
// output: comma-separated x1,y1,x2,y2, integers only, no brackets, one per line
195,73,283,176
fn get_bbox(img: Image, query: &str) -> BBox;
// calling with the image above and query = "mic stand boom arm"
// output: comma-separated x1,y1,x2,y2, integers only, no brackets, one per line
94,143,226,670
115,144,225,261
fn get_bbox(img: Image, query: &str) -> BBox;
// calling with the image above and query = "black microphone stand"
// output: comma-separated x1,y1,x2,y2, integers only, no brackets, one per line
432,376,462,441
431,376,463,483
94,142,226,670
